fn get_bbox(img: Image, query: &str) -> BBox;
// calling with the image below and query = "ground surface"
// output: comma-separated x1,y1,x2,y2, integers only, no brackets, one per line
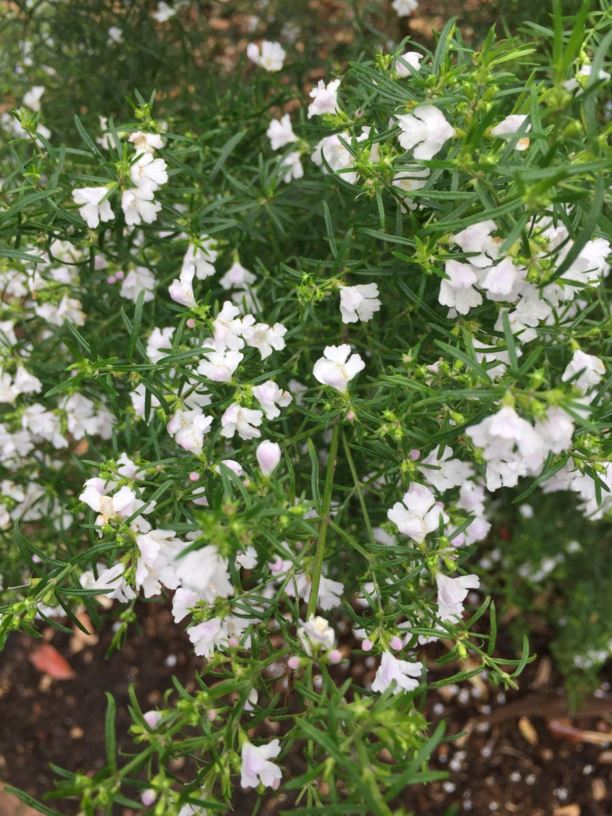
0,602,610,816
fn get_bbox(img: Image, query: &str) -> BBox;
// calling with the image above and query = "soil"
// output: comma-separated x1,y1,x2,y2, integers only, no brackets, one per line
0,601,610,816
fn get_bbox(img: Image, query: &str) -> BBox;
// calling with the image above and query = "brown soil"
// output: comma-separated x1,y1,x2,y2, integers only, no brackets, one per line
0,601,610,816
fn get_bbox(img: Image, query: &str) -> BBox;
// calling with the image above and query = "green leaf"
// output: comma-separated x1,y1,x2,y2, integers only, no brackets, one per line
104,693,117,773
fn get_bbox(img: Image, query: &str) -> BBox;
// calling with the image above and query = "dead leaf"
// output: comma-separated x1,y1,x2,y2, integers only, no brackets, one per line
30,643,76,680
553,806,580,816
519,716,539,746
548,719,612,746
598,749,612,764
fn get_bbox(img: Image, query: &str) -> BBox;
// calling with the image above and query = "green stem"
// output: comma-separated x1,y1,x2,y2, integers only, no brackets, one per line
307,422,340,618
342,430,384,614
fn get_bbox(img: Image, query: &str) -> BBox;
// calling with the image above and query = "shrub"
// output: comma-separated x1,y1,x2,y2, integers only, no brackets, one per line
0,1,610,813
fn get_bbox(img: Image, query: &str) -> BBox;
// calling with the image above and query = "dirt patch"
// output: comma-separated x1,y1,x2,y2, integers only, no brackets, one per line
0,603,609,815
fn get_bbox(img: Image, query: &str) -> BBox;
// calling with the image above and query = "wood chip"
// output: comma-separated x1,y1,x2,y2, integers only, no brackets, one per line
531,656,552,690
69,610,99,654
591,778,606,801
519,716,539,746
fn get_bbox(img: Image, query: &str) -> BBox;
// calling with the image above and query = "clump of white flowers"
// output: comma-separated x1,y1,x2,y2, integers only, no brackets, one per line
2,6,610,815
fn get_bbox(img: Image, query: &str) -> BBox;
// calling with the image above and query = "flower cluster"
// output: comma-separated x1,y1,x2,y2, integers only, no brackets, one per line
1,6,610,813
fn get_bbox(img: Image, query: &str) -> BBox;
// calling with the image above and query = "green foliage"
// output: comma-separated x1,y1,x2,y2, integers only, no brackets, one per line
0,1,610,814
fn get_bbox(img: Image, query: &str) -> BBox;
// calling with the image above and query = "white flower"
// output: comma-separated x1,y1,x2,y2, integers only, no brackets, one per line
240,740,282,789
62,393,113,440
491,114,530,151
307,78,341,118
298,616,335,654
176,545,233,602
281,150,304,183
419,447,474,492
128,131,165,153
481,257,525,299
135,529,184,597
534,407,574,454
172,587,200,623
167,409,213,454
387,483,448,543
80,480,145,526
217,459,244,478
392,167,430,209
198,344,243,382
72,186,115,229
339,283,381,323
182,237,218,280
392,0,419,17
252,380,292,419
562,237,610,287
438,260,482,315
153,1,177,23
120,266,156,303
313,344,365,392
436,573,480,622
247,41,286,72
35,296,86,327
213,301,245,351
0,367,41,403
21,404,66,448
395,50,423,77
452,220,500,267
117,452,140,478
311,127,373,184
220,260,256,291
146,327,174,363
561,350,605,392
130,384,160,419
130,153,168,192
564,64,611,92
220,403,263,440
80,563,136,603
372,652,423,694
286,573,344,610
187,617,227,657
256,440,281,476
266,114,296,150
178,804,207,816
242,320,287,359
168,268,196,307
23,85,45,111
396,105,455,160
311,133,353,181
121,186,161,225
236,546,258,570
466,406,546,491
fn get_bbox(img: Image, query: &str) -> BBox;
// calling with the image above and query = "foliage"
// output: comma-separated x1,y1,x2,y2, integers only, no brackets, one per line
0,1,610,814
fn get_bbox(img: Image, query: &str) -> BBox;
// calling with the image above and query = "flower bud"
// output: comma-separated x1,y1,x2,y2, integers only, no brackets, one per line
256,440,281,476
143,710,162,729
141,789,157,806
